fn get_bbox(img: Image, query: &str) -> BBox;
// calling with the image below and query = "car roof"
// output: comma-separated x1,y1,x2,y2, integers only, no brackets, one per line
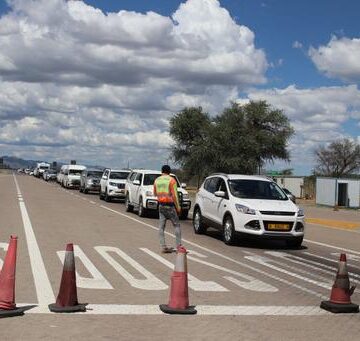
131,169,162,174
208,174,272,182
108,169,131,172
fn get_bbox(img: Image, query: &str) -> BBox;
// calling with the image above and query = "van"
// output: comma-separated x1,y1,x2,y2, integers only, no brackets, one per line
62,164,86,188
34,162,50,178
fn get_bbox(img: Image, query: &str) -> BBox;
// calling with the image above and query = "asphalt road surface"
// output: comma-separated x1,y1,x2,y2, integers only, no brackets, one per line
1,173,360,340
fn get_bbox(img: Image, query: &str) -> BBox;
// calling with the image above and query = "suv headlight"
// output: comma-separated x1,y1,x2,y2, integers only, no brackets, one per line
109,182,117,187
235,204,256,215
145,190,154,197
297,208,304,217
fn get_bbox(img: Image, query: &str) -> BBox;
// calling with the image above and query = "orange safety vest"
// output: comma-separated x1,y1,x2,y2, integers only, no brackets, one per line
153,175,180,211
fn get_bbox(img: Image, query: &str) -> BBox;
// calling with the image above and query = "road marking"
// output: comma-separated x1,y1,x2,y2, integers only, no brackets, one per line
141,248,228,292
23,304,329,316
306,218,359,229
57,245,113,289
95,246,167,290
13,174,55,305
0,242,9,268
304,239,360,255
99,205,326,299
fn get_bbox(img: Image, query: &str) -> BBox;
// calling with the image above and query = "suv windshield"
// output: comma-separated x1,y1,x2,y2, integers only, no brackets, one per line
88,171,103,178
228,179,288,200
109,172,129,180
40,166,49,170
69,169,82,175
143,174,160,186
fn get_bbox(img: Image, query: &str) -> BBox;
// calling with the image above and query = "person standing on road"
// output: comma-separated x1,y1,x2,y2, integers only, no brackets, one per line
153,165,182,253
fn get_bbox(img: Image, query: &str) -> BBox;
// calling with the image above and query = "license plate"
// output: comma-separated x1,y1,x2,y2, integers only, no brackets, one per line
267,223,290,230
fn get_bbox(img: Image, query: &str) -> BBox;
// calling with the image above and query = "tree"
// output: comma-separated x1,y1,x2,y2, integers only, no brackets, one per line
169,107,215,186
212,101,294,174
169,101,294,182
314,138,360,177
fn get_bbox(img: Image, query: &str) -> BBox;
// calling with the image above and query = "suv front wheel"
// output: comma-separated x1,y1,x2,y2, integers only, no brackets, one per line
193,207,206,234
125,194,133,212
138,197,147,217
223,215,236,245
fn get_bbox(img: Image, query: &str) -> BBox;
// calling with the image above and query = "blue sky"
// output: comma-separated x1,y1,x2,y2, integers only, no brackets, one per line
0,0,359,175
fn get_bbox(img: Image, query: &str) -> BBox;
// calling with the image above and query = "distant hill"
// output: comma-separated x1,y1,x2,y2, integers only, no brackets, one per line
0,156,105,171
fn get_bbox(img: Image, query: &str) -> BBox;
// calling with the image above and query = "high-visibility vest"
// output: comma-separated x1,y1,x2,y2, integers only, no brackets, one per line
154,175,180,210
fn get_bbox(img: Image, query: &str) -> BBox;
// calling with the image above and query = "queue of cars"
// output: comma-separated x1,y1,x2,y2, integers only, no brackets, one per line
30,163,304,247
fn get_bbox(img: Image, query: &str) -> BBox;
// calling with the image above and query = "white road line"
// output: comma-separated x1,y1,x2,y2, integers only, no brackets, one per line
13,174,55,305
304,239,360,255
21,304,330,316
100,205,326,299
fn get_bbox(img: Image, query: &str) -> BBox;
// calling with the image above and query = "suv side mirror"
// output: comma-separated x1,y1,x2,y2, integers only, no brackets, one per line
214,190,226,198
133,179,140,186
181,183,187,189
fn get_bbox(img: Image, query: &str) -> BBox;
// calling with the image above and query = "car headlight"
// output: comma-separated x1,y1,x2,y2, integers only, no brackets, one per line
235,204,256,215
109,182,117,187
182,193,190,199
145,190,154,197
297,208,305,217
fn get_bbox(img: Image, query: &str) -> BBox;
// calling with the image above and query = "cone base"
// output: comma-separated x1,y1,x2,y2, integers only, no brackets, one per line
159,304,197,315
0,307,26,318
48,303,87,313
320,300,359,314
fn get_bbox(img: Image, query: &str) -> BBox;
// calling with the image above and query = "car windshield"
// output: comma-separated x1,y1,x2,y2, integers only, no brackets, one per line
282,188,291,195
88,171,103,178
170,175,180,187
48,170,56,174
40,166,49,170
143,174,161,186
228,179,288,200
69,169,82,175
109,172,129,180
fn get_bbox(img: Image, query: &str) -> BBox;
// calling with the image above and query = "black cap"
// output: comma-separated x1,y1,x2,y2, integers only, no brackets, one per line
161,165,171,174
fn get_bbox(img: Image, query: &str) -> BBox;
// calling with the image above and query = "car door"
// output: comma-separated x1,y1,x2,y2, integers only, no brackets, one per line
133,172,143,205
100,169,109,193
127,172,137,204
209,177,229,225
201,177,219,221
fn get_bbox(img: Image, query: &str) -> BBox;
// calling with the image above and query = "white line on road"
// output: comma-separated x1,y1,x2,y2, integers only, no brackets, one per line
13,174,55,305
304,239,360,255
22,304,329,316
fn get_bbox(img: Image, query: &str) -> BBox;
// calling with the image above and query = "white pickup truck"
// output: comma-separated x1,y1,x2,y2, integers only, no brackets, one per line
33,162,50,178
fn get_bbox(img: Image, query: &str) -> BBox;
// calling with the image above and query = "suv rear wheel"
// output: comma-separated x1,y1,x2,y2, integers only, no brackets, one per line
193,207,206,234
125,194,133,212
223,215,236,245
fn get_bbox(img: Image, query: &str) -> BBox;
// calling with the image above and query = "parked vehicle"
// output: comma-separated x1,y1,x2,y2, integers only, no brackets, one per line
99,169,131,202
57,165,66,184
62,164,86,188
193,173,305,247
125,169,191,219
33,162,50,178
80,168,104,194
43,169,57,181
282,188,296,203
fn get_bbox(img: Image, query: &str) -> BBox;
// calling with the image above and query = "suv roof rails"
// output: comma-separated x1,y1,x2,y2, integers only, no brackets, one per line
209,173,229,178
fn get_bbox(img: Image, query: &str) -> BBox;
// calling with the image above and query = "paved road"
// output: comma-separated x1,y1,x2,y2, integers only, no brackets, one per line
1,174,360,340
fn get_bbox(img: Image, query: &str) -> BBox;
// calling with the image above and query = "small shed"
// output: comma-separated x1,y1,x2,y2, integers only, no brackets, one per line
273,176,304,198
316,177,360,208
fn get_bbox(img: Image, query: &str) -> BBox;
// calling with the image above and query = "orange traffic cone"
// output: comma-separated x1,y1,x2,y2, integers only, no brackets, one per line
0,235,25,318
320,253,359,313
49,243,87,313
159,246,197,315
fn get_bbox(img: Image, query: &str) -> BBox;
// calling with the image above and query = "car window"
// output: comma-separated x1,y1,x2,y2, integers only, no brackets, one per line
109,172,130,180
103,170,109,177
88,171,103,178
204,177,220,194
228,179,288,200
143,173,160,186
218,178,227,193
129,172,137,181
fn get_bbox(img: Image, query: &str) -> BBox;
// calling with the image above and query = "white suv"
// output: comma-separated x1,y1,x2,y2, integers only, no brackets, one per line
99,169,131,202
193,173,305,247
124,169,191,219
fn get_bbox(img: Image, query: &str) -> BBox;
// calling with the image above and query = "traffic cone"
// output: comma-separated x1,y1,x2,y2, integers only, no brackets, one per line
320,253,359,313
159,246,197,315
49,243,87,313
0,235,26,318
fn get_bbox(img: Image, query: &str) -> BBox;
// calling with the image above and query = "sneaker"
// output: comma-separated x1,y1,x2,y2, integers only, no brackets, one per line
161,246,175,254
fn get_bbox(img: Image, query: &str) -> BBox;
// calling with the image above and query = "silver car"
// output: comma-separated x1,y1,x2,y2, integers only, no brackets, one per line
79,169,104,194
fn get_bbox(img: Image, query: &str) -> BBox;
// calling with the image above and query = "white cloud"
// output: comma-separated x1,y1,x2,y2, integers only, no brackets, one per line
309,36,360,82
292,41,303,49
0,0,268,168
244,85,360,172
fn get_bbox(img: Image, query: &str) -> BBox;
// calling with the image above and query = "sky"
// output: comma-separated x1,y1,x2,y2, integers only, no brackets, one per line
0,0,359,175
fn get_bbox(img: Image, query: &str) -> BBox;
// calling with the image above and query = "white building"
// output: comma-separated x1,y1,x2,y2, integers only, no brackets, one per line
273,176,304,198
316,177,360,208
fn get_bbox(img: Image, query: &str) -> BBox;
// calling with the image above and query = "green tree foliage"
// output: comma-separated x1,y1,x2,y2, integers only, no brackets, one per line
314,138,360,177
170,101,294,180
